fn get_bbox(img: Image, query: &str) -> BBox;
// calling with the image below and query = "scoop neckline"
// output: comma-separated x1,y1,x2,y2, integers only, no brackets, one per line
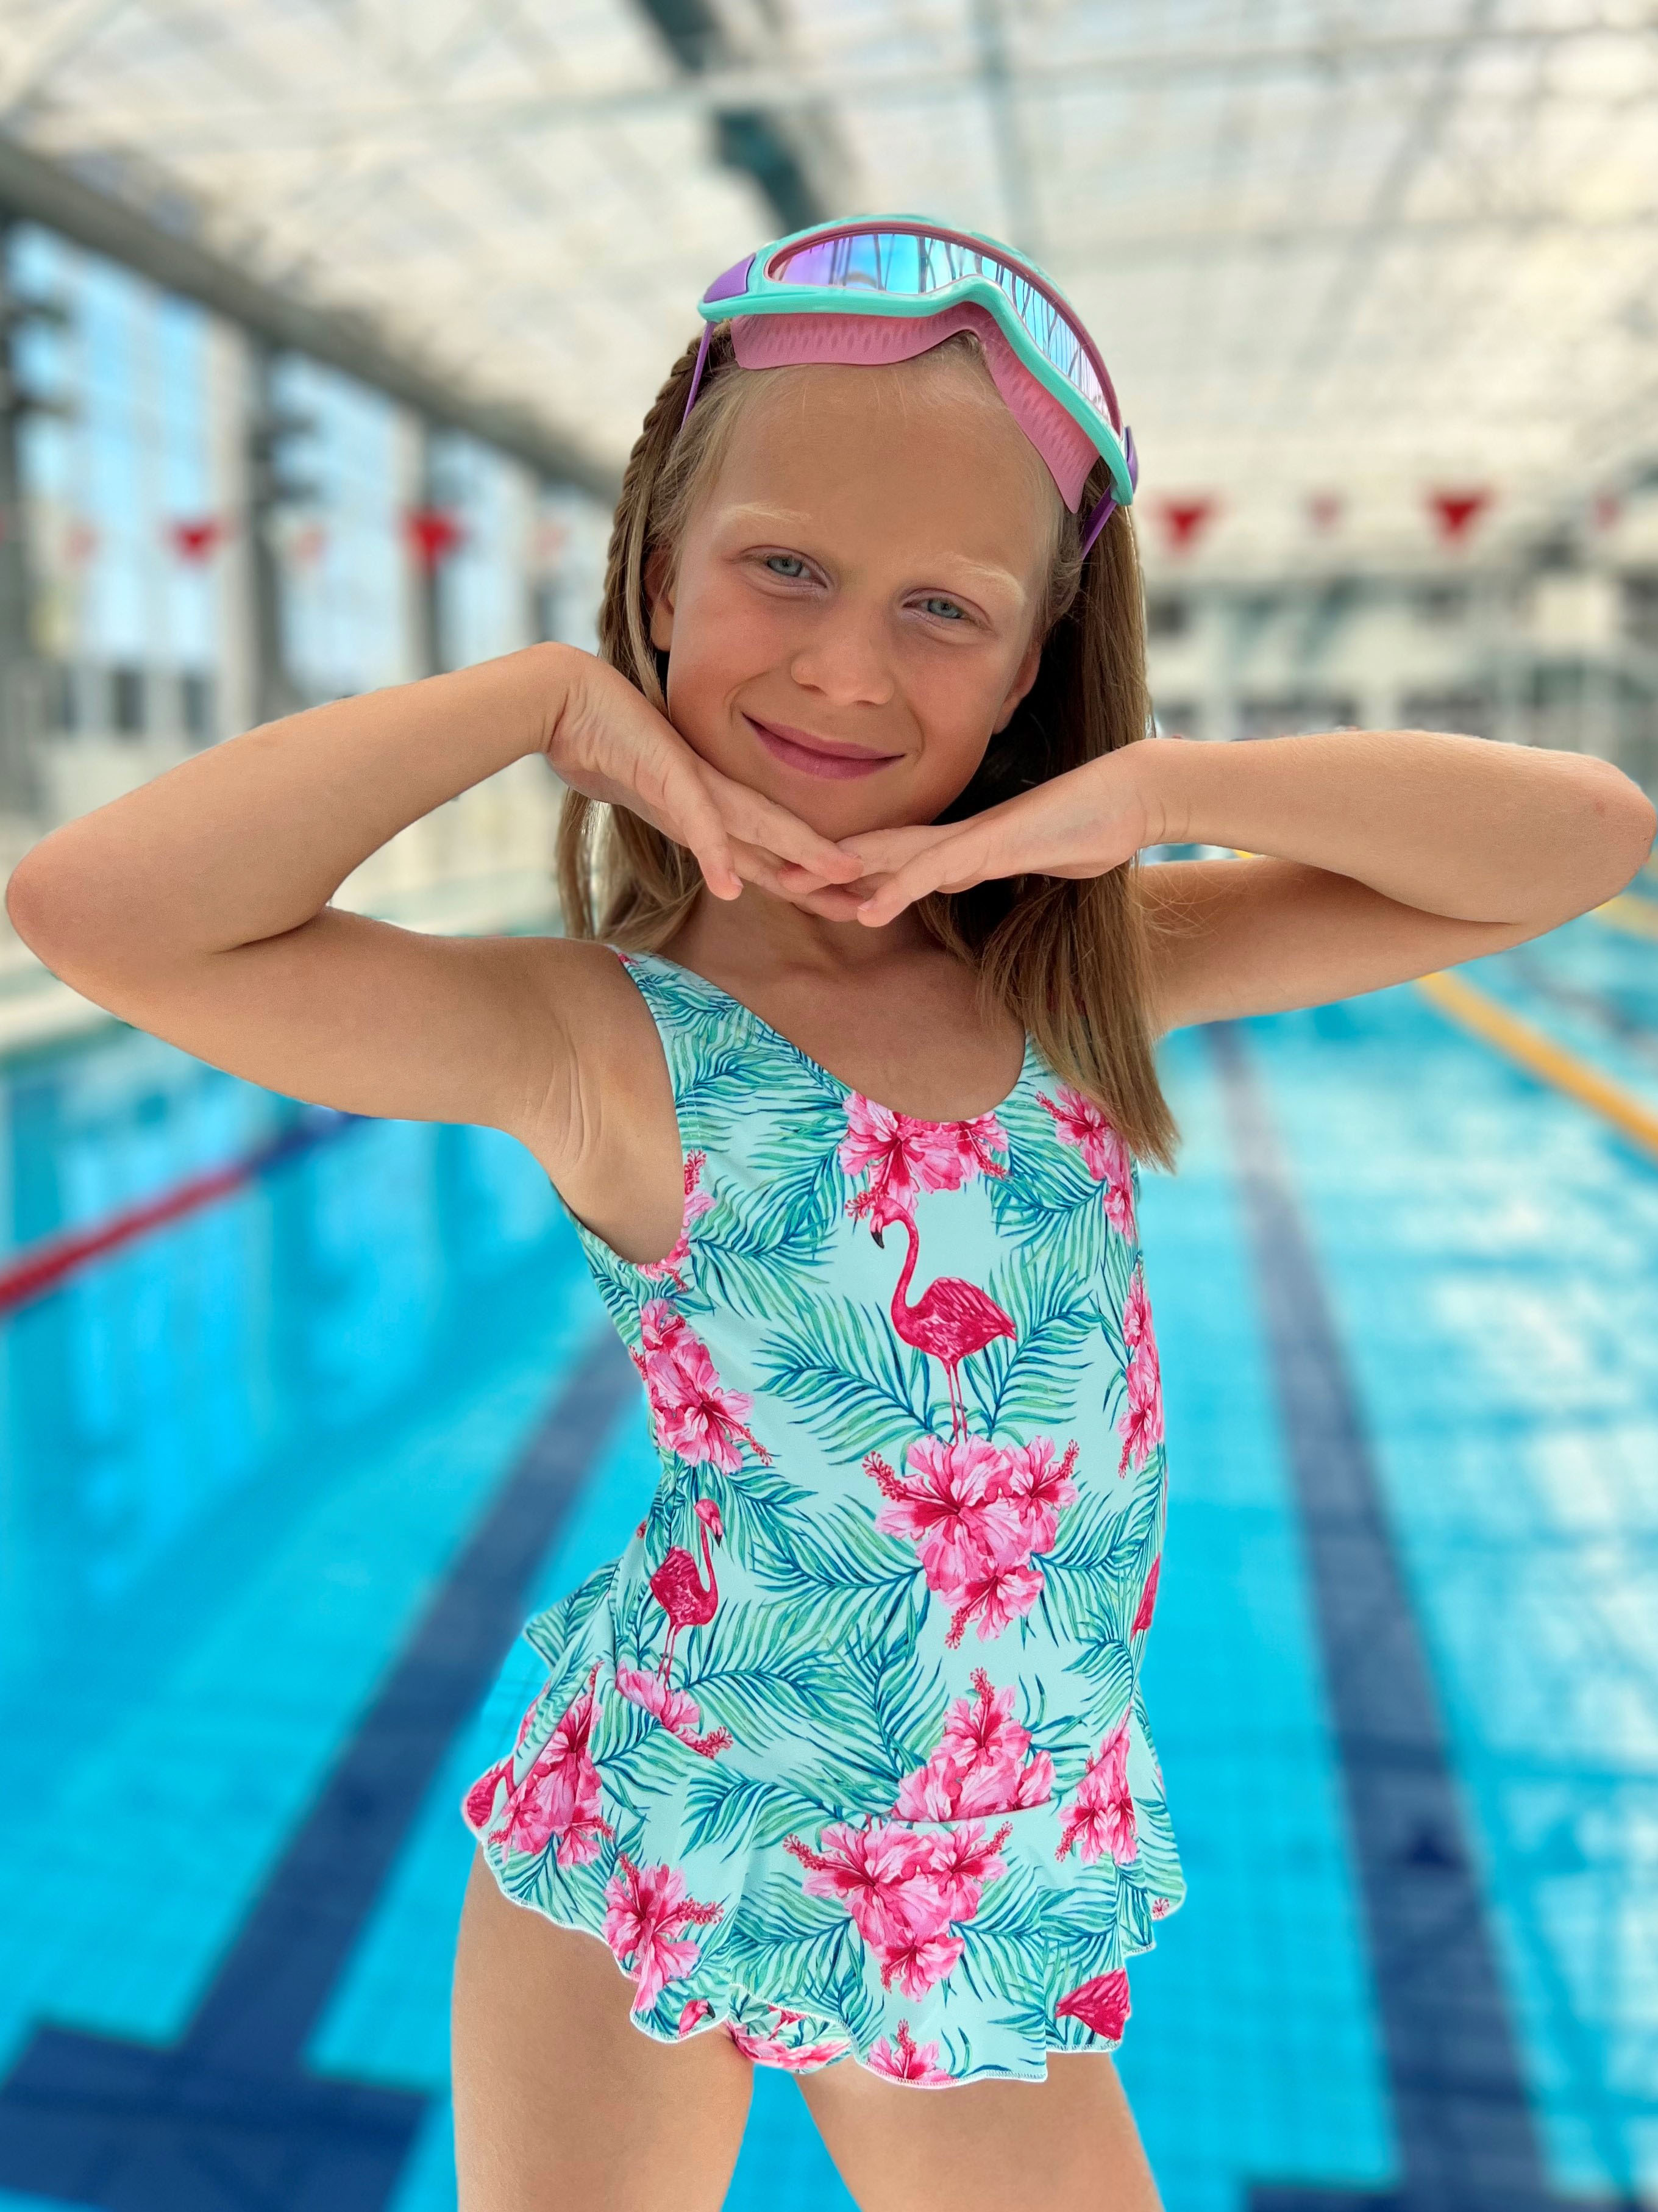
619,945,1034,1131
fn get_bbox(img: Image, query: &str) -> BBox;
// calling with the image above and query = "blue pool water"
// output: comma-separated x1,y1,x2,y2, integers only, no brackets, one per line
0,915,1653,2210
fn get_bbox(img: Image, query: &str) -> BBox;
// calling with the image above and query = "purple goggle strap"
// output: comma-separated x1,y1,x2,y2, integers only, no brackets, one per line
1079,423,1137,557
678,313,1136,558
680,321,715,430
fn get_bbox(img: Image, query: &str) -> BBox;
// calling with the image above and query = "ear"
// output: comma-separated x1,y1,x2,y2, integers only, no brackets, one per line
991,630,1045,735
645,543,677,652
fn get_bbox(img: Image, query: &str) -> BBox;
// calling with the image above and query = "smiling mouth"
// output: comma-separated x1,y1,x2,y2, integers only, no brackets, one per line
743,714,902,782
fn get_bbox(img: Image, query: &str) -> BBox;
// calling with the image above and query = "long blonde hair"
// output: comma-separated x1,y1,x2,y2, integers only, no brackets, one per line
556,323,1178,1169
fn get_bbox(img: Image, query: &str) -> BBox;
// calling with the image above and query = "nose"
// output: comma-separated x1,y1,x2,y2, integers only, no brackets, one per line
788,602,895,710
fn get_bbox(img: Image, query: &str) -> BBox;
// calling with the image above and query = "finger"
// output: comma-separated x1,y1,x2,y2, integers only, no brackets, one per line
702,768,867,882
663,760,744,899
855,835,989,927
728,841,870,921
831,825,947,876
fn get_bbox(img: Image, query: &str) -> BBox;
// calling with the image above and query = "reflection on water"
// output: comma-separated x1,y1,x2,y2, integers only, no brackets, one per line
0,1021,565,1719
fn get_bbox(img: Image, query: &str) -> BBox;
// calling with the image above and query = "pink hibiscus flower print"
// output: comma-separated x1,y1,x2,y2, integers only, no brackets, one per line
839,1096,1007,1236
613,1664,733,1758
463,1663,613,1868
678,1997,714,2035
1122,1266,1153,1350
1037,1084,1135,1236
1131,1555,1161,1636
786,1799,1015,2000
864,1436,1022,1599
867,2020,954,2086
637,1150,714,1289
944,1113,1011,1185
943,1546,1046,1648
635,1307,771,1472
602,1853,723,2015
783,1820,939,1952
877,1922,965,1999
1116,1341,1163,1477
986,1436,1078,1555
895,1668,1056,1820
1056,1968,1131,2041
921,1818,1014,1922
1055,1718,1137,1867
636,1296,687,1360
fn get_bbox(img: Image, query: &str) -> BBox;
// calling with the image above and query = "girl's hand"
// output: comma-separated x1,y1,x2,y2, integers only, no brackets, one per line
548,657,864,904
808,750,1158,927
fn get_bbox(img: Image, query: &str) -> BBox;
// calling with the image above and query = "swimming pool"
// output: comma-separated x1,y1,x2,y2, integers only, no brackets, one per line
0,917,1653,2211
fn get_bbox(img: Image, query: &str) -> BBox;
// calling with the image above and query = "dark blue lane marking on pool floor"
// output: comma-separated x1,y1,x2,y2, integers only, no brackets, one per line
0,1324,637,2212
1211,1022,1641,2212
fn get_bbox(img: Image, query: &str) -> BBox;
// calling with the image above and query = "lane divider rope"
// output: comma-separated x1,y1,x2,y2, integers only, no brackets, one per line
1592,893,1658,941
1415,969,1658,1165
0,1107,361,1316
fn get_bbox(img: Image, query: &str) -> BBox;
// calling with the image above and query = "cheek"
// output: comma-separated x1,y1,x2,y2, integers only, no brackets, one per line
899,641,1018,752
661,584,780,746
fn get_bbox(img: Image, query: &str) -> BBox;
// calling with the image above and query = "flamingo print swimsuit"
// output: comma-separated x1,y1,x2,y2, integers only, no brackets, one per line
461,947,1184,2086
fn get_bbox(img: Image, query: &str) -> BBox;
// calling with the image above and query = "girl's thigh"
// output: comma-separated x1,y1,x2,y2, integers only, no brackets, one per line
449,1847,753,2212
797,2046,1164,2212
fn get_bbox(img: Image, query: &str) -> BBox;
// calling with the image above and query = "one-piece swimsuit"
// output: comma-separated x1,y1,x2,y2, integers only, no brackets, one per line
461,946,1184,2086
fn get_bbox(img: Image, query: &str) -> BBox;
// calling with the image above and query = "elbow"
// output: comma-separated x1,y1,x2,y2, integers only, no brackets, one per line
1582,758,1656,902
4,832,117,988
5,842,63,966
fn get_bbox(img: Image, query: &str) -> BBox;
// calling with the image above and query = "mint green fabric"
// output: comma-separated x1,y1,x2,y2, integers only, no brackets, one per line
461,947,1184,2087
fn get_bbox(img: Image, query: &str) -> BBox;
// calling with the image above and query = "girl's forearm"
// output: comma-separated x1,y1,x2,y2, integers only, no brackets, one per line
1134,727,1656,924
9,643,571,972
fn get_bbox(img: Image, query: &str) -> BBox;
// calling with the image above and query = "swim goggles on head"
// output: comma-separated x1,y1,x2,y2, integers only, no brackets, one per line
680,215,1137,556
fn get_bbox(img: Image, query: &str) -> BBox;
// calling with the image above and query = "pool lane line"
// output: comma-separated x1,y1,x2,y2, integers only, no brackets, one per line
0,1105,363,1316
0,1322,639,2212
1211,1021,1642,2212
1414,971,1658,1166
1501,952,1658,1077
1592,894,1658,941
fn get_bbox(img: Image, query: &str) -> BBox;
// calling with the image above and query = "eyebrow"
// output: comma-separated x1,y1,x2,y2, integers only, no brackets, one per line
719,503,818,529
718,507,1032,605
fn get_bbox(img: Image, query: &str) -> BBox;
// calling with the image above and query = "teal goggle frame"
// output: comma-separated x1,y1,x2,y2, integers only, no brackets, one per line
684,215,1137,555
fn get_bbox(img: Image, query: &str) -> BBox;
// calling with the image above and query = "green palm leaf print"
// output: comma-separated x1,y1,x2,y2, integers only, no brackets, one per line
756,1292,938,1455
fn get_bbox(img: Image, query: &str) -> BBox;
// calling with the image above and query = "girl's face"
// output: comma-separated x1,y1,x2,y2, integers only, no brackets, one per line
647,357,1057,836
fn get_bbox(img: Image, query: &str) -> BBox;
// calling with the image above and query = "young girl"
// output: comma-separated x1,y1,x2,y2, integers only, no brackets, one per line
7,218,1651,2212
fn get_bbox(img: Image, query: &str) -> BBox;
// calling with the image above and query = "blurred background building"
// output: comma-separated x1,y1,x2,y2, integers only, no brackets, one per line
0,9,1654,2212
1,0,1655,1038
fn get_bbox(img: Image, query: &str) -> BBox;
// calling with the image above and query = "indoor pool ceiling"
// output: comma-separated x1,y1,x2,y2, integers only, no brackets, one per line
0,0,1653,577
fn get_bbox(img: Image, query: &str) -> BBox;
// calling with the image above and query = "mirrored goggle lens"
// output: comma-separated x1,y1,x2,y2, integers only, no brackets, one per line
768,229,1113,423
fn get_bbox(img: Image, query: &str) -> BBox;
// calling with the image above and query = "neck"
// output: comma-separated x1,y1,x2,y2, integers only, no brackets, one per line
669,885,929,991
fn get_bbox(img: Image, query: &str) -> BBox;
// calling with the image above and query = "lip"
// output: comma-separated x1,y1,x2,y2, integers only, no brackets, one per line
743,713,902,782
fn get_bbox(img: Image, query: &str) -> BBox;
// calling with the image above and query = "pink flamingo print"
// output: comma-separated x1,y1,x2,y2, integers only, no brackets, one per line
874,1210,1015,1440
649,1496,723,1679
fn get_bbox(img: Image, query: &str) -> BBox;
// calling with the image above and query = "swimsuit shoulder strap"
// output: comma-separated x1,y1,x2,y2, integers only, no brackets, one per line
605,946,753,1157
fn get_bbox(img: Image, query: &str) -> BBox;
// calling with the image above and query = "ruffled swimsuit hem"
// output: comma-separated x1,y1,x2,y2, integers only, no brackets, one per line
471,1850,1176,2089
460,1587,1186,2091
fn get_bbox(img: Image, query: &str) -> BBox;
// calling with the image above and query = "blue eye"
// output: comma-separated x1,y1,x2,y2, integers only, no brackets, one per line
920,596,967,621
764,553,809,579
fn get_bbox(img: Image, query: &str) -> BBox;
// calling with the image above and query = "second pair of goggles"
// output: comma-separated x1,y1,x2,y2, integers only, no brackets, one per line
680,215,1137,557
